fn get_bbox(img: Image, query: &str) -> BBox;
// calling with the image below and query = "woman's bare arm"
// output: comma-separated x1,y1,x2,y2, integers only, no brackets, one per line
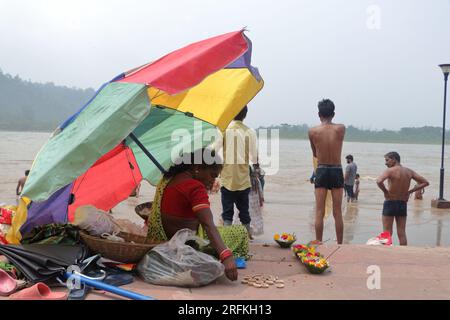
196,208,238,281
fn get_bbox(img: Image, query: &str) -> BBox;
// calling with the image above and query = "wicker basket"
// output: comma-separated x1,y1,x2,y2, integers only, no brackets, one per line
80,231,162,263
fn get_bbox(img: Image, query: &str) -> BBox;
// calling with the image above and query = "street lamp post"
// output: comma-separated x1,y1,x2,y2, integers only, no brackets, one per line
438,64,450,200
433,64,450,208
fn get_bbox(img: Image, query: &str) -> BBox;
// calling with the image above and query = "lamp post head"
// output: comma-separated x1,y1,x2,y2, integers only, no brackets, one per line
439,64,450,78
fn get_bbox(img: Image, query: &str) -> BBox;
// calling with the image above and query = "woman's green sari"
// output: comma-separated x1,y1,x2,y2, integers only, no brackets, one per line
146,177,249,259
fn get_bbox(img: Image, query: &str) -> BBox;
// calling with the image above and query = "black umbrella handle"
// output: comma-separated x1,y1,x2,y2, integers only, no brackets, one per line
128,132,167,175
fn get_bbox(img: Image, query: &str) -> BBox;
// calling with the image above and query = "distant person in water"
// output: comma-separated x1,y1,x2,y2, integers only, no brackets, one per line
309,171,316,184
344,155,358,202
16,170,30,196
376,152,429,246
252,163,265,191
413,183,425,200
308,99,345,244
354,174,360,201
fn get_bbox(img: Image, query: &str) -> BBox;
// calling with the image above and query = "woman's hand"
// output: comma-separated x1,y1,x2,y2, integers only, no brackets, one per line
195,209,238,281
222,256,238,281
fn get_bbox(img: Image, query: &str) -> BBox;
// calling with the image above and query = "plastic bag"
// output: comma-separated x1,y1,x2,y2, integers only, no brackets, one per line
72,205,121,236
114,219,148,237
248,189,264,236
137,228,224,287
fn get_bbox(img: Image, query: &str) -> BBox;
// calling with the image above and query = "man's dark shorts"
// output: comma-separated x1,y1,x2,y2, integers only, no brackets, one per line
382,200,407,217
314,165,344,190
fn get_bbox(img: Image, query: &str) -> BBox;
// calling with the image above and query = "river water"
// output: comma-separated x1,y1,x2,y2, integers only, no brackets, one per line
1,131,449,246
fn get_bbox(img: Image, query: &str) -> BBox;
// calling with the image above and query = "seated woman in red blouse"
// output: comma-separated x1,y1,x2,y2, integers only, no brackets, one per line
147,149,249,282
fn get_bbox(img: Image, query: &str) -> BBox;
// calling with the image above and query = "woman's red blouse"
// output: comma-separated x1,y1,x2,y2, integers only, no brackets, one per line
161,178,210,219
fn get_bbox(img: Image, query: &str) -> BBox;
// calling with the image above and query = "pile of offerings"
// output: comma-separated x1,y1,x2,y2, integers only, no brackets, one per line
241,274,285,289
292,244,330,274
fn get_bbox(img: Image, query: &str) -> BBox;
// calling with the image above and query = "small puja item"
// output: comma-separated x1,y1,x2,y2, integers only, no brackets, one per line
292,244,311,255
297,251,322,261
292,243,330,274
273,232,296,248
295,245,322,260
302,257,330,274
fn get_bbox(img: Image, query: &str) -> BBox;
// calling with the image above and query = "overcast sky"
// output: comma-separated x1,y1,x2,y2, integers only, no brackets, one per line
1,0,449,130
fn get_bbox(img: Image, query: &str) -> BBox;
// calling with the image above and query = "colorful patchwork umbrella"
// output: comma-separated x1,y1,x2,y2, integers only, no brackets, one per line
7,29,264,243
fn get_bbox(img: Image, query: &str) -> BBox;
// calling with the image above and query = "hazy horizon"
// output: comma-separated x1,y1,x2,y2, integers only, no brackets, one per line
1,0,449,130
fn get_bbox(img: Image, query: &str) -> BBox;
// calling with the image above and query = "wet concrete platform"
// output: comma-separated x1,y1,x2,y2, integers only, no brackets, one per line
81,243,450,300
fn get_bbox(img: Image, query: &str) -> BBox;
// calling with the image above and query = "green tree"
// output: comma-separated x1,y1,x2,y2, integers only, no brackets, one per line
0,70,95,131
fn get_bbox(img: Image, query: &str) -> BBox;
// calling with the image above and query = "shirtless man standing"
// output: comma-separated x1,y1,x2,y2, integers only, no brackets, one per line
16,170,30,196
308,99,345,244
376,152,429,245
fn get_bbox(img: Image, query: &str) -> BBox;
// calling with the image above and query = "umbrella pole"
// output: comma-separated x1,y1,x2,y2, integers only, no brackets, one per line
65,272,156,300
128,132,167,174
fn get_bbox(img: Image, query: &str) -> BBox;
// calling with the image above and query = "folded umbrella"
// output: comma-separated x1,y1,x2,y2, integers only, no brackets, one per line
0,244,88,283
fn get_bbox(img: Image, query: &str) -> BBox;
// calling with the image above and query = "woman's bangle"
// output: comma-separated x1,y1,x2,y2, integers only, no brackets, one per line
220,251,233,262
219,248,230,258
219,248,233,262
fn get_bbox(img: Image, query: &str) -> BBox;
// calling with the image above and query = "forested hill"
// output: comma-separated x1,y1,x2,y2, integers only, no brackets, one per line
260,124,450,145
0,70,95,131
1,70,447,145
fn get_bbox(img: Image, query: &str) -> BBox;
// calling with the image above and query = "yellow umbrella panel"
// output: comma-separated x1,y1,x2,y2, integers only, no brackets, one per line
148,68,263,131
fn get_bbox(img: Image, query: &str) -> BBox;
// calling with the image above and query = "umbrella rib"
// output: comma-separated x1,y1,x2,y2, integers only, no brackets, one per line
151,89,165,100
124,146,140,187
128,132,167,175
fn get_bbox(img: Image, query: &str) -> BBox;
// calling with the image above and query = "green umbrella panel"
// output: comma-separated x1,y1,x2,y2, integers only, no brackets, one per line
22,82,150,202
126,105,219,185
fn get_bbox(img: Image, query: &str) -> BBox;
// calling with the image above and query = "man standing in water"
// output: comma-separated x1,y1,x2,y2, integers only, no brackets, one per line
16,170,30,196
344,154,358,202
376,152,429,245
308,99,345,244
